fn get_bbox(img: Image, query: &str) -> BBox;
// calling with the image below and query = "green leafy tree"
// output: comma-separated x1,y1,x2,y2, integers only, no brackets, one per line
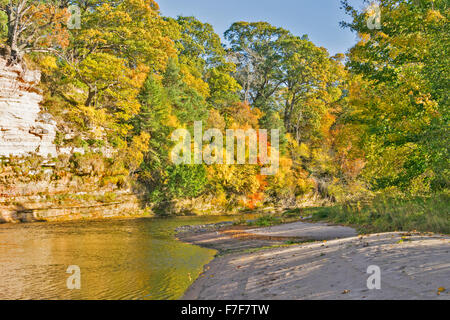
173,16,241,108
341,0,449,192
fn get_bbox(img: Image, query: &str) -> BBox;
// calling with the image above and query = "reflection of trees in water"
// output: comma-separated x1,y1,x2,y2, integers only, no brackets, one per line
0,217,224,300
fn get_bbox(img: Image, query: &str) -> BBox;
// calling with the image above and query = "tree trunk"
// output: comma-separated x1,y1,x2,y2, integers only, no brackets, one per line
284,101,294,134
5,1,26,65
85,89,96,106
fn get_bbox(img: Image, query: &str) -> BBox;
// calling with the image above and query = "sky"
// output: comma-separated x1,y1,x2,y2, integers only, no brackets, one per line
157,0,364,56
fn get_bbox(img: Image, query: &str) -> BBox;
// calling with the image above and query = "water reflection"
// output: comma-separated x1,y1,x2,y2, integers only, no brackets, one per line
0,216,239,300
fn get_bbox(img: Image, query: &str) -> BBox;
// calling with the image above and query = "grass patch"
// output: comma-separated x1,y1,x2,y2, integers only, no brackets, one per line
245,209,306,227
251,215,283,227
309,192,449,234
218,239,317,256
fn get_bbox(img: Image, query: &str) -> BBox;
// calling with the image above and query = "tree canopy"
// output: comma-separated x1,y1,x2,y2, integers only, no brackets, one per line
1,0,447,210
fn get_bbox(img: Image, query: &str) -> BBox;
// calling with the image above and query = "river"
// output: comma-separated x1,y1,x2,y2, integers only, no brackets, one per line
0,216,243,300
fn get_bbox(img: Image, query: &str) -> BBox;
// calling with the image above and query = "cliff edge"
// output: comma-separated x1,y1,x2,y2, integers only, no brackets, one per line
0,58,57,158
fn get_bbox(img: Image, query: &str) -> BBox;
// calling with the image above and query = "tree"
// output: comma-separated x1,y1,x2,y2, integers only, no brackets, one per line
279,37,344,143
225,22,290,111
134,58,208,202
39,0,179,148
0,0,70,64
173,16,241,108
340,0,449,192
225,21,345,143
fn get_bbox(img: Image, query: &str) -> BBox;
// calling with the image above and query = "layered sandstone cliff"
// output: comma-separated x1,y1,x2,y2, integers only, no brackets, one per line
0,58,57,158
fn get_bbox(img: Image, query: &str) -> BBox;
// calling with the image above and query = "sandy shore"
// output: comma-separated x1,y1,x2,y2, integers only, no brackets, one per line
178,221,450,300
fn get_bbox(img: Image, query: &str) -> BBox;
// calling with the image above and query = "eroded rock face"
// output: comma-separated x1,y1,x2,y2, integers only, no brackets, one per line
0,58,57,157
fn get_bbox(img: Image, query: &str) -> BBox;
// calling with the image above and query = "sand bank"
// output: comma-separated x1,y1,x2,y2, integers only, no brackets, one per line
178,221,450,300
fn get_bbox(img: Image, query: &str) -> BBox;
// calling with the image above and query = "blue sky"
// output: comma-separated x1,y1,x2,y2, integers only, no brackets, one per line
157,0,363,56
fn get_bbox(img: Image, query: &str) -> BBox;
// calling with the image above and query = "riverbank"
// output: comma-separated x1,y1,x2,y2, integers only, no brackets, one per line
0,190,145,223
0,188,294,223
178,221,450,300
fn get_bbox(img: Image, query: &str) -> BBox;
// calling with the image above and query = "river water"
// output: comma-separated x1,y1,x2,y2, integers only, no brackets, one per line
0,216,242,300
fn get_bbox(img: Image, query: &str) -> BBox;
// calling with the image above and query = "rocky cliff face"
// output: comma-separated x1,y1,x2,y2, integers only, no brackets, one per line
0,58,57,158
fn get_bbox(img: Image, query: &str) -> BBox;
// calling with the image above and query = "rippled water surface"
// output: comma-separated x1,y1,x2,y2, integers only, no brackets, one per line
0,216,240,300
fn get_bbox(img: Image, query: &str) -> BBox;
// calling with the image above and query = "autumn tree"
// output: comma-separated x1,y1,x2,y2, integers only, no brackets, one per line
133,58,209,203
279,37,344,144
225,22,345,142
0,0,70,64
341,0,449,192
39,0,179,149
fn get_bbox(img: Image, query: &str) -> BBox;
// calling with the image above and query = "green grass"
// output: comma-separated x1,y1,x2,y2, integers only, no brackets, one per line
251,215,283,227
235,192,449,235
217,239,317,256
309,192,449,235
246,209,306,227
